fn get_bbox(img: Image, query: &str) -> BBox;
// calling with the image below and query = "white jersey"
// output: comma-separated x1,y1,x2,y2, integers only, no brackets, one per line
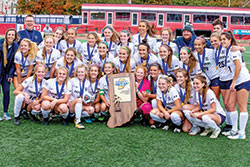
132,33,157,53
91,53,115,72
14,51,36,77
156,86,180,110
155,41,178,56
22,76,46,100
69,77,91,101
147,74,162,94
38,40,63,53
81,42,98,65
160,56,180,77
101,38,118,56
98,75,110,101
116,42,135,58
179,61,201,80
89,78,99,98
113,57,136,73
134,53,161,69
43,78,72,99
36,48,61,78
55,57,83,77
196,89,225,116
60,39,83,57
194,48,218,80
174,83,197,105
218,49,250,85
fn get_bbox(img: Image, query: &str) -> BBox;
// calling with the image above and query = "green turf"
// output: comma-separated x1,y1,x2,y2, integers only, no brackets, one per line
0,46,249,167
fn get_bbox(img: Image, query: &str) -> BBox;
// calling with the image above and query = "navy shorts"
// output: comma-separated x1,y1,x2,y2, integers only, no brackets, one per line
219,80,232,90
210,78,219,87
235,80,250,91
218,113,226,125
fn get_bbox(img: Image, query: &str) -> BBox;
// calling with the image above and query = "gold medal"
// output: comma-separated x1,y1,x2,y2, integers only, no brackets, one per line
200,110,203,112
46,67,49,71
102,72,104,76
216,66,218,70
36,97,38,100
182,102,184,106
89,60,91,65
22,69,24,73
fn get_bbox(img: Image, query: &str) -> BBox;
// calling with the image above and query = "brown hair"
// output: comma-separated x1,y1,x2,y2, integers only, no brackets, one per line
119,30,132,43
160,27,173,42
194,74,209,104
54,26,65,41
33,64,47,81
3,28,19,67
64,47,77,66
181,47,197,75
221,31,237,46
89,64,101,80
88,31,101,44
149,63,161,94
103,25,119,43
139,20,156,38
176,69,192,104
73,64,88,79
160,44,173,70
212,19,224,29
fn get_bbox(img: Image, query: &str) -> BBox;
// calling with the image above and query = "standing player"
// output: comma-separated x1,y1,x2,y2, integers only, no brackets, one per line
117,30,135,57
102,25,119,56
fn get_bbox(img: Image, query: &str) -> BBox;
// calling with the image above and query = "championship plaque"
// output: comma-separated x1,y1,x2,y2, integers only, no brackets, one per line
107,73,137,128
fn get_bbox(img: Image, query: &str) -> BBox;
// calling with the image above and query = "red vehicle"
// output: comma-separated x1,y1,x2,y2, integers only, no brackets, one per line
80,3,250,40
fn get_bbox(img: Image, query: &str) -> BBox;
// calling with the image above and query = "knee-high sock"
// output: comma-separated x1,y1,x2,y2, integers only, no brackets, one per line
239,112,248,135
14,94,25,118
170,113,182,126
189,117,206,128
41,108,50,119
75,103,82,124
31,110,40,117
225,109,232,125
149,113,166,123
60,111,69,119
229,111,238,132
202,115,218,130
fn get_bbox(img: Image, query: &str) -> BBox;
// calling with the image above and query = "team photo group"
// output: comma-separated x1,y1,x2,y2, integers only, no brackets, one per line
0,14,249,140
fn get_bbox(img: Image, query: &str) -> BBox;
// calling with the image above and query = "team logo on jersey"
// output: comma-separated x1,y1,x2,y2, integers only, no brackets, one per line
115,78,129,90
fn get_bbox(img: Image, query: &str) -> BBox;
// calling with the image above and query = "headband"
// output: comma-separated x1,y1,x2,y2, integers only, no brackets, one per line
103,26,113,32
181,47,190,54
120,46,130,53
196,37,206,44
105,61,115,68
99,41,109,48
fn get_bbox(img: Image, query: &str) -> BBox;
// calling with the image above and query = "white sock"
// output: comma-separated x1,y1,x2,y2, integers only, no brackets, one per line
151,99,157,109
170,113,182,126
225,109,232,125
150,113,167,123
190,117,206,128
202,115,218,130
229,111,238,132
75,103,82,123
239,112,248,135
183,110,191,121
31,110,40,116
41,108,50,118
14,94,25,118
81,111,90,118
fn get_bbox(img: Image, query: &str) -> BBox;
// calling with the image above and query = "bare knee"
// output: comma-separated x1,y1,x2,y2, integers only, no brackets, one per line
42,101,51,110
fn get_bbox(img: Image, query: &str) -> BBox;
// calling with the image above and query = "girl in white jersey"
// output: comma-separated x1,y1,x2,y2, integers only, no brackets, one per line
55,48,83,78
81,32,101,65
13,64,46,125
36,36,60,79
114,46,136,73
102,25,119,56
92,41,115,75
134,42,160,69
175,69,197,133
179,47,201,80
150,75,182,132
13,38,37,89
155,28,178,56
117,30,135,57
194,36,219,98
219,31,250,140
132,20,157,54
159,44,180,81
69,65,94,129
185,74,226,139
40,67,71,125
60,28,83,58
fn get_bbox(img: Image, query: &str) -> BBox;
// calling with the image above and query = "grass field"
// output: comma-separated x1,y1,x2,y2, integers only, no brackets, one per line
0,45,249,167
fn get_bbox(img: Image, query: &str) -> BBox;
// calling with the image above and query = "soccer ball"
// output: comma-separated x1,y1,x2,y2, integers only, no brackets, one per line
82,91,95,104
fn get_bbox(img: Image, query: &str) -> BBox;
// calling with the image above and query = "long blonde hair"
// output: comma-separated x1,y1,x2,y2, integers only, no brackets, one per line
56,66,69,85
3,28,19,67
19,38,38,61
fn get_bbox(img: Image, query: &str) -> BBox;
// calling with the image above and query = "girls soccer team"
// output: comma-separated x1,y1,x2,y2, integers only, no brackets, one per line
0,19,249,140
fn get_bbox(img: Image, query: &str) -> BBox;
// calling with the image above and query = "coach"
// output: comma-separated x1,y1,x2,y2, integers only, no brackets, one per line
18,15,43,45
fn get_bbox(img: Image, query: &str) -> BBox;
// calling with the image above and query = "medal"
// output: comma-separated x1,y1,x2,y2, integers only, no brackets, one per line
216,66,218,70
89,60,91,65
22,69,24,73
102,72,104,76
182,102,184,106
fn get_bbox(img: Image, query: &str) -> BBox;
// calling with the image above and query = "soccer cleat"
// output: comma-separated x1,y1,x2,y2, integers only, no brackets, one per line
150,125,156,129
75,122,85,129
84,118,92,124
210,128,221,139
22,110,30,120
227,133,246,140
0,116,3,121
221,130,237,136
173,127,181,133
200,129,213,136
14,117,20,126
4,113,11,120
98,116,105,122
61,119,68,126
43,118,49,125
189,126,201,136
162,125,169,131
30,114,40,122
221,125,232,132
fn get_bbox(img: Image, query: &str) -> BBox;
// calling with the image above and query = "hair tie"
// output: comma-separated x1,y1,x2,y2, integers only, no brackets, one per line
181,47,191,54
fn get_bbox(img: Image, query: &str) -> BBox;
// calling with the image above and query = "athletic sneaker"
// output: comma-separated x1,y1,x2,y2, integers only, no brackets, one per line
98,116,105,122
0,116,3,121
210,128,221,139
84,118,92,124
75,122,85,129
221,125,232,133
162,125,169,131
150,125,156,129
4,113,11,120
221,130,237,136
173,127,181,133
14,117,20,126
227,133,246,140
200,129,213,136
189,126,201,136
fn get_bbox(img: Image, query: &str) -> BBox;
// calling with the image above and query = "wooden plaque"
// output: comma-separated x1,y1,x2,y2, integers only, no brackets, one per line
107,73,137,128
